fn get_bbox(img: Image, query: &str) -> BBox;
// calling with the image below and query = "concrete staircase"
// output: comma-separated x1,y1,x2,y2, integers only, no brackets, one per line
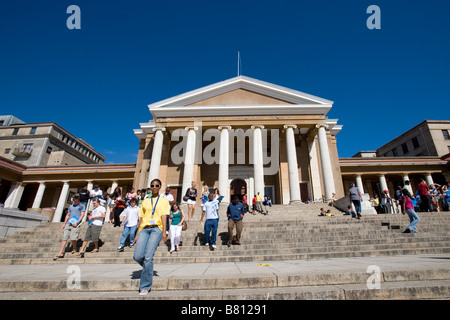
1,203,450,300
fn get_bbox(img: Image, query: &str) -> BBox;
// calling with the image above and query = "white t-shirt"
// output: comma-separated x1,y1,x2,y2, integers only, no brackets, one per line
91,205,106,226
90,189,103,198
203,200,219,220
162,192,174,203
123,206,139,227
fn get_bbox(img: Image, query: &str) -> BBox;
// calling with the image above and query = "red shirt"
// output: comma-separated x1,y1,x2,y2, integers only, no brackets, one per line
252,197,257,205
417,182,429,196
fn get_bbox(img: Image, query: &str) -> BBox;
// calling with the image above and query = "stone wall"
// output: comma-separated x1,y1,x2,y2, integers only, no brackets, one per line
0,207,49,238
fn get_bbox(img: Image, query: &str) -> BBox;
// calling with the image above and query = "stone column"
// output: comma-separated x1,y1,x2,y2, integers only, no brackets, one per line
181,126,198,204
32,182,46,208
355,175,365,194
218,126,231,204
402,174,413,195
53,181,70,222
379,174,388,193
86,180,93,192
4,181,24,209
284,125,301,204
104,180,119,223
251,125,265,197
316,124,335,201
425,173,434,186
147,127,166,187
307,137,322,202
111,180,119,194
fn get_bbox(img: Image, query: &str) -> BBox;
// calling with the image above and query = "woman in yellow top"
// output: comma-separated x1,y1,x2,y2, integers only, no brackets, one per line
132,178,170,296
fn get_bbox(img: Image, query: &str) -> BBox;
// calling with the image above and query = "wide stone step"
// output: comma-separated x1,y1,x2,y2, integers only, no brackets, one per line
2,239,449,257
2,280,450,300
3,243,450,264
3,246,450,265
1,267,449,300
4,234,450,252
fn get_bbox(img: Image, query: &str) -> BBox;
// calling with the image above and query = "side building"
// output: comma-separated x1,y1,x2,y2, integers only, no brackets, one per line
0,117,105,167
376,120,450,158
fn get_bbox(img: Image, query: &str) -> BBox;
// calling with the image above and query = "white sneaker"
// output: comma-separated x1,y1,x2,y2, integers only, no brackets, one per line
205,243,209,246
212,245,217,249
139,290,149,296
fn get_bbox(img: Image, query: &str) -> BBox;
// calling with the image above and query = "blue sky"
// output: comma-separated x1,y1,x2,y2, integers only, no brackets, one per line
1,0,449,163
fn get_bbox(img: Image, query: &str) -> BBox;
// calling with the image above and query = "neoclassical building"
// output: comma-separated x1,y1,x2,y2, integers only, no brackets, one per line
133,76,344,205
1,76,449,223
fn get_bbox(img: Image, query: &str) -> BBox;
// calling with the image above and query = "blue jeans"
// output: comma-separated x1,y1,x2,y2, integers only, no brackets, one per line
204,219,219,245
405,209,420,233
351,200,361,214
119,225,137,247
133,227,162,291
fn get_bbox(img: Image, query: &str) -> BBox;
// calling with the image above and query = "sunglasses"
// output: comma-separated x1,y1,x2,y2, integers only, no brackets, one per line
150,184,160,188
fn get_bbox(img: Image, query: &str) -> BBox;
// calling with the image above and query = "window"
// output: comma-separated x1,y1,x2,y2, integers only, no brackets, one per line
401,143,408,154
442,130,450,140
46,146,53,154
30,127,36,134
12,128,19,135
412,136,420,149
4,148,10,154
392,148,398,157
23,144,33,152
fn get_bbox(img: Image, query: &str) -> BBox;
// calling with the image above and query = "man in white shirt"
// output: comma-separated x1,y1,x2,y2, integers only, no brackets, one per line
77,198,106,256
90,184,103,198
117,198,140,252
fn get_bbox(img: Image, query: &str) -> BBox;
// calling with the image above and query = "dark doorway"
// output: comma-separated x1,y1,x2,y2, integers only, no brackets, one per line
230,179,246,201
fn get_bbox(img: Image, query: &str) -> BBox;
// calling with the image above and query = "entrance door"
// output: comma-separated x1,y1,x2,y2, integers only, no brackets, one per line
300,183,308,203
230,179,247,201
169,186,182,204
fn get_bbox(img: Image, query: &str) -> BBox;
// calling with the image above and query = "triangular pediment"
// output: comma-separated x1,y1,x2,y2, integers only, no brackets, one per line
148,76,334,118
187,88,293,106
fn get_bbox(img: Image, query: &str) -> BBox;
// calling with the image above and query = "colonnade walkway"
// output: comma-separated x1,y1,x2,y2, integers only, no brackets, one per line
0,204,449,300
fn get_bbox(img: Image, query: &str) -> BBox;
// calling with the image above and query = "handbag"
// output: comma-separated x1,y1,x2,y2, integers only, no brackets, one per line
183,195,189,202
182,220,187,231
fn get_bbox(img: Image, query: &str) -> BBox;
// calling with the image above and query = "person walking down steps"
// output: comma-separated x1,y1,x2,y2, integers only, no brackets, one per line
227,196,245,247
133,179,169,296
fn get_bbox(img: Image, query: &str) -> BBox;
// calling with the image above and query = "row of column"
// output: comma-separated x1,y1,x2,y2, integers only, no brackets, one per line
4,179,120,223
353,173,434,196
147,123,336,204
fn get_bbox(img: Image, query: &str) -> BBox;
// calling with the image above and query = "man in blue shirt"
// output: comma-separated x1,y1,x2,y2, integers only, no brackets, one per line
53,195,85,260
227,196,245,247
201,194,219,249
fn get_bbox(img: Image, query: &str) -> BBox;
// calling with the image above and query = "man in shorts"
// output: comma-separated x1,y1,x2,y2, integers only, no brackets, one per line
77,198,106,257
53,195,85,260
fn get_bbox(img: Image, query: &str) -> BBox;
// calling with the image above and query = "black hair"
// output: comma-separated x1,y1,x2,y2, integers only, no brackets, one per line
402,188,411,198
151,178,162,186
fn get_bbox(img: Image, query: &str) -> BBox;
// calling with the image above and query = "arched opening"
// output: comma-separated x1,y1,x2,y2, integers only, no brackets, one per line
230,178,246,201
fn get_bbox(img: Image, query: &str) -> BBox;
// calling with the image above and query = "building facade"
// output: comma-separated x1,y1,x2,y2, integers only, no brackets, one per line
376,120,450,158
0,118,105,167
0,77,449,222
134,76,344,205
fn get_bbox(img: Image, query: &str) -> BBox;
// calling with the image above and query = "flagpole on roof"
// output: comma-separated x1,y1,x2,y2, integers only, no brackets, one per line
237,51,240,76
